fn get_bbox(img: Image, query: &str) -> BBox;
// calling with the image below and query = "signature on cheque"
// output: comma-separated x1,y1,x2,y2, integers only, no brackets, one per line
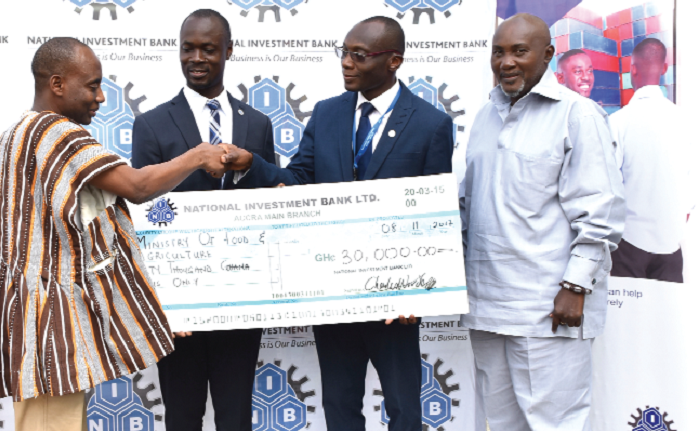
365,273,437,292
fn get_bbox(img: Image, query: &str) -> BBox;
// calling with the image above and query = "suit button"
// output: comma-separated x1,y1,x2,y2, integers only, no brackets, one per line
592,278,596,285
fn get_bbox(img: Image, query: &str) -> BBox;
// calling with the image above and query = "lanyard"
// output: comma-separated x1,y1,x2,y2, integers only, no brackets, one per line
353,87,402,169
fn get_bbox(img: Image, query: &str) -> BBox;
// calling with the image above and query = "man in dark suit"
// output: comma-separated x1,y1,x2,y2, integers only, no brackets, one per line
222,16,453,431
131,9,275,431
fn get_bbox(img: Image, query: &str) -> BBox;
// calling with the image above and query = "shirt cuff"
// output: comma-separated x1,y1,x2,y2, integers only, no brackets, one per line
233,169,249,184
562,254,604,291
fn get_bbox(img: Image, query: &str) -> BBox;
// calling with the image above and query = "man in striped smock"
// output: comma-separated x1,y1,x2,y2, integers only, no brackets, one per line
0,37,230,430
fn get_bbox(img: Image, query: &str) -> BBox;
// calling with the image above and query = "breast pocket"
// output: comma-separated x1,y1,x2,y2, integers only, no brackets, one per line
382,152,424,175
500,150,561,212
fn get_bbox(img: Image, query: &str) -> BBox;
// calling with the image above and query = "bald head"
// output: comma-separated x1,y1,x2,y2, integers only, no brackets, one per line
492,13,555,103
31,37,88,91
357,16,405,54
496,13,553,50
630,38,668,90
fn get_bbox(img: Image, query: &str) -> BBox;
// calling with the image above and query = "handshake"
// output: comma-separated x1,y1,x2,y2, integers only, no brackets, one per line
195,142,254,178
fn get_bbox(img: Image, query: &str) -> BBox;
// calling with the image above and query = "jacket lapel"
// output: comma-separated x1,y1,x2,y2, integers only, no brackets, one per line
168,90,202,150
338,91,358,181
229,92,249,148
364,82,415,180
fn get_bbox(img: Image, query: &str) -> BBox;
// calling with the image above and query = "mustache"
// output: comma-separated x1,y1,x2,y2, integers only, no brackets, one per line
500,72,522,79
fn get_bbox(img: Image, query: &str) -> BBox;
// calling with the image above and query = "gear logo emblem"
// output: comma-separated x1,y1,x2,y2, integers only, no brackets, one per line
83,75,146,160
629,406,677,431
86,372,162,431
146,198,177,227
384,0,461,24
238,76,311,162
69,0,138,20
227,0,309,22
374,354,460,430
408,76,465,148
253,360,316,431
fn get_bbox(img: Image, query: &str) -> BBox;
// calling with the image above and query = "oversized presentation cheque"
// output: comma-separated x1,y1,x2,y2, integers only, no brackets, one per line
129,174,468,331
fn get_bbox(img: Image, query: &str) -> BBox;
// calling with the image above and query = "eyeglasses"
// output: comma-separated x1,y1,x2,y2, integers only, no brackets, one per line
334,46,402,63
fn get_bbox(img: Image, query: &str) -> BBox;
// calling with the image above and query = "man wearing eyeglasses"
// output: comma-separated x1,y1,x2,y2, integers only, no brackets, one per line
221,15,454,431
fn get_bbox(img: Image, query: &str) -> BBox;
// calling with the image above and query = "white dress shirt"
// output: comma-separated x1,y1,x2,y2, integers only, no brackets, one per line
459,69,625,339
354,80,400,152
609,85,694,254
183,85,233,146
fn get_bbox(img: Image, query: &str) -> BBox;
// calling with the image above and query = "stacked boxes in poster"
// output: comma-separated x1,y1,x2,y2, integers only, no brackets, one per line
603,2,674,104
550,2,675,110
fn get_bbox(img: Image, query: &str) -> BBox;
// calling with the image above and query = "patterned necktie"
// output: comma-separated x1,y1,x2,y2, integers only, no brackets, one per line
206,99,224,188
355,102,375,181
206,99,222,145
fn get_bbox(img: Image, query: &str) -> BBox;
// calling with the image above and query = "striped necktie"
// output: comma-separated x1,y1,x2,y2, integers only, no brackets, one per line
206,99,225,188
206,99,222,145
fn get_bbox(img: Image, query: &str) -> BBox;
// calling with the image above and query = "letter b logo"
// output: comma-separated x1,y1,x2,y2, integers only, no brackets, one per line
284,408,296,422
429,402,441,416
120,129,132,145
281,128,294,144
130,417,144,431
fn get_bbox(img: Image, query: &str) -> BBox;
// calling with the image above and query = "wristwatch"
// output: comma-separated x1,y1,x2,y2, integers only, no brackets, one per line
559,281,592,295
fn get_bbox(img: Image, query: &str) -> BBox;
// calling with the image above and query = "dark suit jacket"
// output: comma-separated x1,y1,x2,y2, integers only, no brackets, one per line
239,81,453,187
132,90,276,191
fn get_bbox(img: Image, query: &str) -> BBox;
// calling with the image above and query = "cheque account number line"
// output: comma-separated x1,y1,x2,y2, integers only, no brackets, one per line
136,210,460,235
162,285,468,310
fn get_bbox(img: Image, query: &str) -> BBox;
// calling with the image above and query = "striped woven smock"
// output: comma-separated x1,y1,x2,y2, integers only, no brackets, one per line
0,111,174,401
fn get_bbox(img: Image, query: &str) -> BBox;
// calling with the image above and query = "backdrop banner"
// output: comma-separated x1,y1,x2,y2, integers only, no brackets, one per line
546,1,698,430
0,1,495,430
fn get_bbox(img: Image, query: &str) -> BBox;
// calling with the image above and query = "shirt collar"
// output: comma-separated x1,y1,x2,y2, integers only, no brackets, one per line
356,80,400,115
630,85,664,102
183,85,229,116
490,67,562,107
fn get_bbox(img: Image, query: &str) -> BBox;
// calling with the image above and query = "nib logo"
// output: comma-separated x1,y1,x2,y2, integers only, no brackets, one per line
238,76,311,162
408,76,465,148
252,360,316,431
69,0,138,20
384,0,461,24
146,198,177,227
227,0,309,22
83,75,146,160
629,406,676,431
375,354,460,430
86,372,163,431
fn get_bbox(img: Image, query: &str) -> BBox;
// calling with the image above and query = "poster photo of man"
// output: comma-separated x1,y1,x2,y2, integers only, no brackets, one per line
609,38,694,283
550,1,694,283
555,49,595,98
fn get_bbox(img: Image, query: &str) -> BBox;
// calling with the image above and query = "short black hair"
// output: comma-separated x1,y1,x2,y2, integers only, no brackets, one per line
31,37,88,83
360,16,405,54
181,9,232,42
632,38,667,66
557,49,589,71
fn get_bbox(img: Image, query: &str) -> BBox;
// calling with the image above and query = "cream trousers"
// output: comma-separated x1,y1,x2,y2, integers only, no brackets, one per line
14,391,87,431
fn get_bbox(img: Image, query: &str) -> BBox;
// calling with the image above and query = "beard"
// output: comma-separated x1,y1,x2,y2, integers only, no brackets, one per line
500,79,526,99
